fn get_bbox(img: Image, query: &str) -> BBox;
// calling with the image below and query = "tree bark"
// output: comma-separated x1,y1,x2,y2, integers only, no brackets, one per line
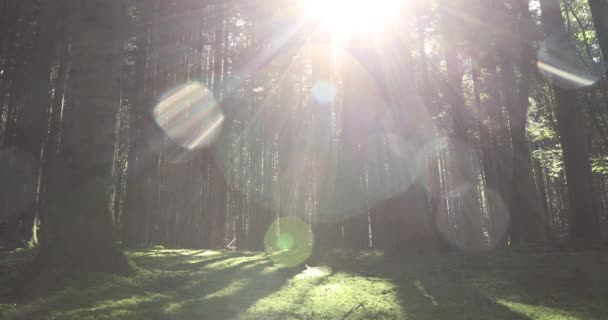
502,0,546,246
539,0,600,246
123,0,153,247
37,0,129,272
9,0,61,248
440,0,484,250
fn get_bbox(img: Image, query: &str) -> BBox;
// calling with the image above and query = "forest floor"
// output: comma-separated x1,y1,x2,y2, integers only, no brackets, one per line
0,248,607,320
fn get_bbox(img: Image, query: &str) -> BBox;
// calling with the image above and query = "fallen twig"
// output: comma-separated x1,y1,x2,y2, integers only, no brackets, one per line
341,302,366,320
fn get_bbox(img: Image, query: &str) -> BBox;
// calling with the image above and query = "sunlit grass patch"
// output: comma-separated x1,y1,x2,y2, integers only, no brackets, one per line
240,270,405,320
201,254,266,271
295,265,331,279
498,300,582,320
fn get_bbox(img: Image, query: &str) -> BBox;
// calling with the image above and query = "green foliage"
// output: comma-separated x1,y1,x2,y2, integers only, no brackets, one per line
591,156,608,174
528,98,566,178
1,249,608,319
532,148,564,178
528,118,557,143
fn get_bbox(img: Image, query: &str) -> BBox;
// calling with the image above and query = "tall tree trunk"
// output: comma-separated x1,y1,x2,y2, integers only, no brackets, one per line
416,5,452,252
539,0,600,246
502,0,546,246
37,0,129,272
11,0,60,247
533,140,553,241
340,55,372,250
440,0,484,250
203,2,232,247
123,0,152,247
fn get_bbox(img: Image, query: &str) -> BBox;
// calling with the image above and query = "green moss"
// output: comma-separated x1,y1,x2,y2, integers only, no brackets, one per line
1,249,607,319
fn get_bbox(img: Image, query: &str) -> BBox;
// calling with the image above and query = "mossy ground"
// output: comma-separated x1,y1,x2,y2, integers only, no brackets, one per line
1,248,607,319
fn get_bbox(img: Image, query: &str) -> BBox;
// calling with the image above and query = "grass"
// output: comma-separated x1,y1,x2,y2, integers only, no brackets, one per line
0,248,607,319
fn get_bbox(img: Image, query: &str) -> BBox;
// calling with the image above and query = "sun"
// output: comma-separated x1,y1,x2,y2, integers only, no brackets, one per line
298,0,403,44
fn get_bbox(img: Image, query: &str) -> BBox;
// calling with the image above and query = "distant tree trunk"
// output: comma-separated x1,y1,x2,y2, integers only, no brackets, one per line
123,0,152,247
532,140,553,242
502,0,546,246
539,0,600,246
472,61,495,238
36,0,129,272
415,6,452,252
440,0,484,250
202,3,228,248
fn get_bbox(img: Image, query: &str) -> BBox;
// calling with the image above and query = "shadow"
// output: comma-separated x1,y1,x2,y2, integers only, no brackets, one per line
393,269,533,319
2,249,300,320
168,263,301,319
129,250,227,269
326,252,534,320
450,251,608,319
169,254,259,271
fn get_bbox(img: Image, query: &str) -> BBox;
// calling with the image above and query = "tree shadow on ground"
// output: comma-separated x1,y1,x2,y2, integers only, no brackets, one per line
327,250,608,320
324,251,533,320
392,267,533,319
1,249,302,320
3,249,608,319
452,251,608,319
128,249,258,270
167,263,301,319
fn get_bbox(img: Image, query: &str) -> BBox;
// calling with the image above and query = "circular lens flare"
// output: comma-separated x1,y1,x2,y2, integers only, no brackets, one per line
311,80,337,105
264,216,313,267
154,82,224,150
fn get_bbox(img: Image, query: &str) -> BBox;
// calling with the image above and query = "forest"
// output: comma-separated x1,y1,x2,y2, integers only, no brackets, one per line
0,0,608,319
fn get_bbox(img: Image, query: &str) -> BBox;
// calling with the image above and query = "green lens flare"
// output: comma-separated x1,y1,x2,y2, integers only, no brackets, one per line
277,233,295,250
264,216,313,267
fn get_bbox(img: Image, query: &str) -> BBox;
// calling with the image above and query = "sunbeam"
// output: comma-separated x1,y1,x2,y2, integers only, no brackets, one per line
298,0,404,45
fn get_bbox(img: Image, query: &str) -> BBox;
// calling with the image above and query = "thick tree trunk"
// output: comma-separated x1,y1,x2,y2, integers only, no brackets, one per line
36,9,70,252
8,0,61,248
37,0,129,272
540,0,601,246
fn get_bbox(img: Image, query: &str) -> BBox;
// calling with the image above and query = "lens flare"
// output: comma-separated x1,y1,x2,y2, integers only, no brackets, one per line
298,0,403,44
154,82,224,150
538,32,603,89
264,216,313,267
311,80,337,105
